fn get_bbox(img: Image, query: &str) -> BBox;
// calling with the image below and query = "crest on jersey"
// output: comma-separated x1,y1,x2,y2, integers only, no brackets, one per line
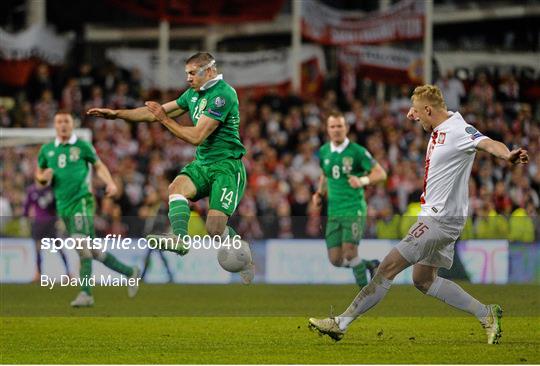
69,147,80,161
342,157,353,174
214,96,226,108
199,98,207,111
437,132,446,144
465,126,478,134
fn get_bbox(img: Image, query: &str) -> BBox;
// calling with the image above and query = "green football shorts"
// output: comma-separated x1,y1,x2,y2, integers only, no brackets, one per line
325,214,366,249
180,158,246,216
61,194,95,237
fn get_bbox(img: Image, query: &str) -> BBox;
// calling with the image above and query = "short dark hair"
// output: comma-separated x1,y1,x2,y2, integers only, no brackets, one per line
185,52,215,67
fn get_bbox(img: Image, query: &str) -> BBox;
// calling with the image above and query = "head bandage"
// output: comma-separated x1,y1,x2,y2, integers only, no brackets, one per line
197,59,216,76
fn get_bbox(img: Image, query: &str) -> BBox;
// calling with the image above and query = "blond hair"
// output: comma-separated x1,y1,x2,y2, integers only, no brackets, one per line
411,84,447,110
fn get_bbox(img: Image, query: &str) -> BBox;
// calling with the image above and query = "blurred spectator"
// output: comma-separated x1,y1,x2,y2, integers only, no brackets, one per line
23,183,69,277
436,69,465,111
34,90,58,127
469,72,494,112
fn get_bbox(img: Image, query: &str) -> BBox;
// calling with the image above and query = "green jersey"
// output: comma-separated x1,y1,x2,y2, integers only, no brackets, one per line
319,140,376,216
38,135,98,215
176,76,246,165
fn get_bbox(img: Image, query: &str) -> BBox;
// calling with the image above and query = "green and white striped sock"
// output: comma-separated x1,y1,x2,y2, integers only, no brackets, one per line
169,194,190,236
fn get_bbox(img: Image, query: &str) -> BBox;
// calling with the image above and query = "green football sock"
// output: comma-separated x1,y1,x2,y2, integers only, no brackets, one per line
352,262,368,287
102,253,133,277
362,259,371,267
169,198,190,236
80,258,92,295
226,226,239,238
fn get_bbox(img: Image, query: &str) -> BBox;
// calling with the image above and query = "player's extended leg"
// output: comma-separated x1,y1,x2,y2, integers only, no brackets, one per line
207,159,252,283
309,248,410,340
69,198,140,306
341,243,368,287
327,247,344,267
168,174,197,238
90,248,140,298
147,174,197,255
71,240,94,307
413,264,502,344
325,222,369,286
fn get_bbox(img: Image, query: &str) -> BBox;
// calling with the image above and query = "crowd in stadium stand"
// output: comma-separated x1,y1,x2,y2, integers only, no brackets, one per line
1,61,539,242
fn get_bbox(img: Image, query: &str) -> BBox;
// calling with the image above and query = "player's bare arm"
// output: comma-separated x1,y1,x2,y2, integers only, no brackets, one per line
312,174,327,207
93,160,118,197
348,163,387,188
145,101,219,146
86,100,184,122
35,167,53,185
476,139,529,164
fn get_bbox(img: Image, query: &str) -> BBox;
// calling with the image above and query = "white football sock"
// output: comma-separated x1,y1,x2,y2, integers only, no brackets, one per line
335,274,393,330
426,276,489,319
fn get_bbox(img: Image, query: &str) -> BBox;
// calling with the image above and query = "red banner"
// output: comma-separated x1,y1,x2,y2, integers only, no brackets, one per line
339,45,423,85
302,0,425,46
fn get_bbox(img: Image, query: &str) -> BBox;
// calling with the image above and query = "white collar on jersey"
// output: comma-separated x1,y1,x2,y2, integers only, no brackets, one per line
200,74,223,91
434,111,459,132
55,134,77,147
330,137,350,153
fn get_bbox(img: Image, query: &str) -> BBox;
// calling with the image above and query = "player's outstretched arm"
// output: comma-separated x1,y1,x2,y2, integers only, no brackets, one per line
145,101,219,146
93,160,118,197
476,139,529,164
87,100,184,123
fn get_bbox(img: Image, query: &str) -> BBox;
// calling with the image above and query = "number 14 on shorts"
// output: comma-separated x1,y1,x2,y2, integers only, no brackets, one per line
220,188,234,210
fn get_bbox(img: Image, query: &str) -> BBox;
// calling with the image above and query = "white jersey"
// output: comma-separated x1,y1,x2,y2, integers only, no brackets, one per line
420,111,488,222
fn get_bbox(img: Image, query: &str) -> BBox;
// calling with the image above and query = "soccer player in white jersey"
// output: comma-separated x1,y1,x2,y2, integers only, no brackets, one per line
308,85,528,344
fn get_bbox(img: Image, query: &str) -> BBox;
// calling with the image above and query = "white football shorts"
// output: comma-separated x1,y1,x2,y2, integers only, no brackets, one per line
395,216,463,269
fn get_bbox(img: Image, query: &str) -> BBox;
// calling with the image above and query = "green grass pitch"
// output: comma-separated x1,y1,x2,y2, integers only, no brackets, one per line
1,283,539,364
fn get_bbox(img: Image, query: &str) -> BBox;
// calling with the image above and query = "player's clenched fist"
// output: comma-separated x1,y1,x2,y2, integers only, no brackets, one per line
145,101,167,122
508,148,529,165
37,168,53,185
86,108,117,119
105,182,118,198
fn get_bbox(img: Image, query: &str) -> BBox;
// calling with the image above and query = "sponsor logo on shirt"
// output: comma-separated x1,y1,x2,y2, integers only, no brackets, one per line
431,207,438,213
190,96,198,103
471,132,484,140
208,109,222,117
465,126,478,134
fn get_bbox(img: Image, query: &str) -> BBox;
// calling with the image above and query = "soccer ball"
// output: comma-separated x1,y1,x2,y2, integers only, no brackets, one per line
217,240,252,273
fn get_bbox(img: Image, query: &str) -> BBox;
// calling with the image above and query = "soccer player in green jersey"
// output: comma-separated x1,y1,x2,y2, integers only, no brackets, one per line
313,111,387,287
36,112,140,307
87,52,254,284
